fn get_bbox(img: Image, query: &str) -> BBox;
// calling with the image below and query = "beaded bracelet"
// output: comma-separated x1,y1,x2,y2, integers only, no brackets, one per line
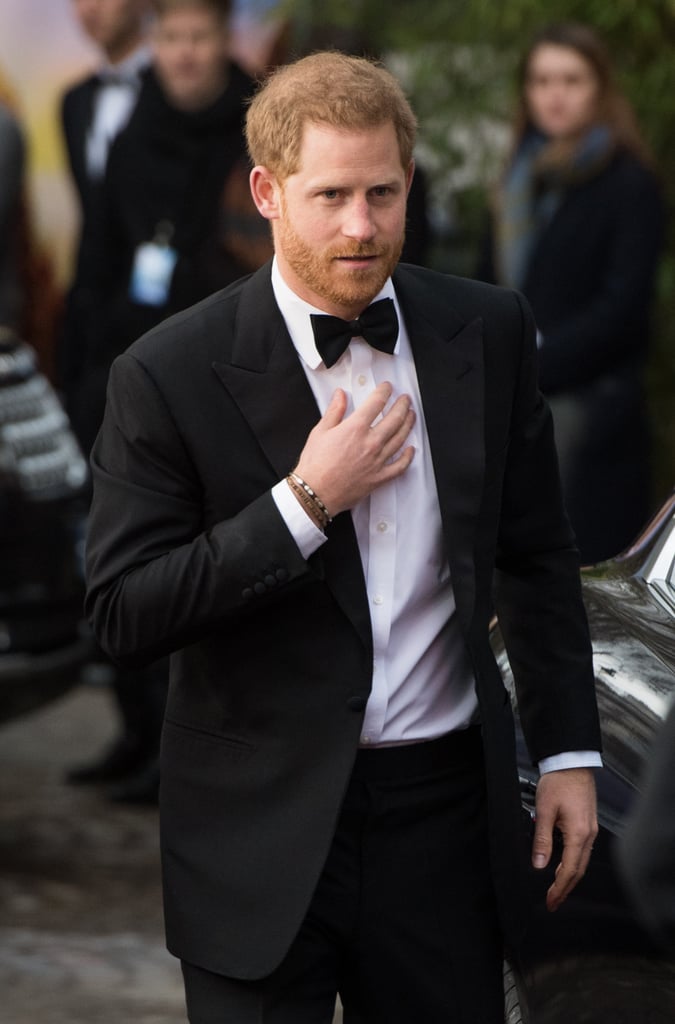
289,472,333,524
286,475,329,531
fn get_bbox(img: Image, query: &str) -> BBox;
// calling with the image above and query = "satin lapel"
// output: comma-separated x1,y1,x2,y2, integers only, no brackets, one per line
395,268,485,630
211,267,372,655
212,270,318,480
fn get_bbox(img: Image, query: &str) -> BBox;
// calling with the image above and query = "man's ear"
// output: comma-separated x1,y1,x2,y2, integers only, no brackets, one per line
405,159,415,197
249,166,282,221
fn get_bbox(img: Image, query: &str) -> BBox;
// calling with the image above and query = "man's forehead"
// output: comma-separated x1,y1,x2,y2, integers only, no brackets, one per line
294,119,406,171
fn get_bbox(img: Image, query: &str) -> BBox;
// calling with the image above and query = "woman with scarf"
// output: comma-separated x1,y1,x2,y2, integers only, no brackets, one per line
477,22,664,564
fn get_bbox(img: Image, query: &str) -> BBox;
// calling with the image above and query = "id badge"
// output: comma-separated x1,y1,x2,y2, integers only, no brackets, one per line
129,241,178,306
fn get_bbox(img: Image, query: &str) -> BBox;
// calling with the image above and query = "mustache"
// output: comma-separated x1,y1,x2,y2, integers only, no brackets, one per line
331,245,388,259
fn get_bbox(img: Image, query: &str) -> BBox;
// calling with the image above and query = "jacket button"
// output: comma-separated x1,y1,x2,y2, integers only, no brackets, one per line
275,568,289,582
264,574,277,588
347,696,367,712
242,588,254,602
254,581,267,595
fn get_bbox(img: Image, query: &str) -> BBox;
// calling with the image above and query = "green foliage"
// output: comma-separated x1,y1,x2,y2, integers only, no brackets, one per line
281,0,675,501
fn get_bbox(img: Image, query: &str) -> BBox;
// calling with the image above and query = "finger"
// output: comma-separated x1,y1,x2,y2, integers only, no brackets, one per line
380,408,416,462
370,394,413,445
546,833,593,911
352,381,394,427
384,443,416,475
319,388,348,429
531,811,554,871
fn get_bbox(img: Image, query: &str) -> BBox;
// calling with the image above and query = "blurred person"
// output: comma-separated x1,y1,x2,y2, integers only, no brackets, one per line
66,0,269,805
60,0,160,803
85,52,601,1022
476,22,664,564
616,699,675,951
72,0,266,453
59,0,152,421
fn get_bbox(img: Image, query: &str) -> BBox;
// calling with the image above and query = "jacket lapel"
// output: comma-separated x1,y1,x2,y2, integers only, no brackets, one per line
212,266,373,655
394,266,486,629
212,267,318,480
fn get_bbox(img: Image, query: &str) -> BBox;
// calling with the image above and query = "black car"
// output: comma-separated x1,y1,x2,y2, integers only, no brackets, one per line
0,327,92,722
493,493,675,1023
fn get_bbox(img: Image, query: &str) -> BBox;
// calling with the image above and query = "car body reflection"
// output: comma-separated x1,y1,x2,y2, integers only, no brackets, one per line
492,492,675,1023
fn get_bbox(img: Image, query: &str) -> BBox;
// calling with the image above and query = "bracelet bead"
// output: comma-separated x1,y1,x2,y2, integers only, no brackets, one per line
289,472,333,523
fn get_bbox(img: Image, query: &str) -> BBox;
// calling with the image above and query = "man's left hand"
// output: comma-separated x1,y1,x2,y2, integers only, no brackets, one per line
532,767,598,912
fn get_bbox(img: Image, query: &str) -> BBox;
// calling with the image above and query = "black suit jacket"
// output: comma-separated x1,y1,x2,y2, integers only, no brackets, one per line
85,261,601,979
60,75,110,412
62,77,96,203
62,75,104,282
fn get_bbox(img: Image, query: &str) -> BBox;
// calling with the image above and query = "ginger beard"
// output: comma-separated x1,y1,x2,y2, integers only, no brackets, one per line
275,189,405,315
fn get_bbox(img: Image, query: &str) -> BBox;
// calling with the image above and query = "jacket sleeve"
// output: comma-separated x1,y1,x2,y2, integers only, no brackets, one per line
84,351,314,668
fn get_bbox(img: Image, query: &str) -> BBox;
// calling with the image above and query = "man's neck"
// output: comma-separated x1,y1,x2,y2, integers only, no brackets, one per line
105,32,145,67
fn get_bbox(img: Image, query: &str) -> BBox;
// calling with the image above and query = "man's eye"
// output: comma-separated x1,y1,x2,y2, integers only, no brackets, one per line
323,190,339,200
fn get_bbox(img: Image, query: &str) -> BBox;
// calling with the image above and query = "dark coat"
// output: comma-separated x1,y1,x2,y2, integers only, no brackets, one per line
478,149,664,562
61,73,101,278
85,261,601,980
59,74,105,400
72,62,255,454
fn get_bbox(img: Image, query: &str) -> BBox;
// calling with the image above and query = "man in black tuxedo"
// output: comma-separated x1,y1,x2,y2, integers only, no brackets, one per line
85,52,602,1022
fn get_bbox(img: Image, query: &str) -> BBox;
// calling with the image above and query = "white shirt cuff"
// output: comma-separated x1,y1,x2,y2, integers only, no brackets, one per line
272,479,327,561
538,750,603,775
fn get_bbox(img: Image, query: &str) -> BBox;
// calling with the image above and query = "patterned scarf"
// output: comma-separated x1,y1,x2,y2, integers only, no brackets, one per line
494,125,615,289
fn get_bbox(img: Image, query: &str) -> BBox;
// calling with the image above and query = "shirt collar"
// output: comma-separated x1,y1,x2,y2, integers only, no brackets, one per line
271,257,399,371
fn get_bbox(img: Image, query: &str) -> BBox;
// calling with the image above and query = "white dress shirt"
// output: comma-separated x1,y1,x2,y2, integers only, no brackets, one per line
270,259,601,774
86,46,150,180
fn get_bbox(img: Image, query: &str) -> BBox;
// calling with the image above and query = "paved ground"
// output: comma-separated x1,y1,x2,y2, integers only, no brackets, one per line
0,683,345,1023
0,683,185,1023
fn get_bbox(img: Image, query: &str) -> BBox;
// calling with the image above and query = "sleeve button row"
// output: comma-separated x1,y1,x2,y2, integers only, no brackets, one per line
241,566,289,601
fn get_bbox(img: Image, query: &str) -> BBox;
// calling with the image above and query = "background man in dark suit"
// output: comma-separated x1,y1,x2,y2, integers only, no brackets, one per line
85,52,602,1023
59,0,157,800
60,0,151,410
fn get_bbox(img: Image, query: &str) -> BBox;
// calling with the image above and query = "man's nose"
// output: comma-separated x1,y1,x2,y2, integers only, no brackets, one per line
342,199,376,242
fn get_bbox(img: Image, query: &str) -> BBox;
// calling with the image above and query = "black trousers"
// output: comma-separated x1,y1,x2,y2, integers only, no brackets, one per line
181,727,505,1023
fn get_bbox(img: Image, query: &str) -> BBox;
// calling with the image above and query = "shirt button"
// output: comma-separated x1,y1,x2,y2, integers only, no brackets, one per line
372,595,383,606
361,735,371,744
376,521,388,532
358,374,367,386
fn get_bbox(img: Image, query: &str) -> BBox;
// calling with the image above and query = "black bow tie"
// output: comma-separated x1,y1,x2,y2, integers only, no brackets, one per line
310,298,398,368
